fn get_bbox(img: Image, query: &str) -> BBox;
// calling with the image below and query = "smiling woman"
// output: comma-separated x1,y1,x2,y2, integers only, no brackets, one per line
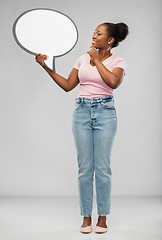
86,23,129,89
35,21,129,234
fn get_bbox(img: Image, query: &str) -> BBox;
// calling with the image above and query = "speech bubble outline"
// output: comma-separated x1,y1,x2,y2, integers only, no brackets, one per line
12,8,79,71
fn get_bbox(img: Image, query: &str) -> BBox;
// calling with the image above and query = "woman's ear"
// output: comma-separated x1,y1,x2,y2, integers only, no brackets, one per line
108,37,115,45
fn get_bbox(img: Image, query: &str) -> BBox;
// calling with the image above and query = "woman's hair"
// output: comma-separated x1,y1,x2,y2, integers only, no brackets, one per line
103,22,129,48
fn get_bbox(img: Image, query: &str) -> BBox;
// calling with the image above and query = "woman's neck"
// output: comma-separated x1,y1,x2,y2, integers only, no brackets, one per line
98,49,112,61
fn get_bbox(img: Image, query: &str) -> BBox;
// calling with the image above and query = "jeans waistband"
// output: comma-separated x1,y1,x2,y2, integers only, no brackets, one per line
76,96,114,104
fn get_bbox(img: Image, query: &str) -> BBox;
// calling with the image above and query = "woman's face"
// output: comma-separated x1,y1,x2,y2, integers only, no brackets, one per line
92,24,109,50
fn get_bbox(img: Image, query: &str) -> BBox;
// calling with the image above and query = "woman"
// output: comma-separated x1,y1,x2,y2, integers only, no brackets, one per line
36,22,129,234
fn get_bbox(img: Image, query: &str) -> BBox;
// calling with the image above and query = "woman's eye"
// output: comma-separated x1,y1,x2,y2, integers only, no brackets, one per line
93,32,102,36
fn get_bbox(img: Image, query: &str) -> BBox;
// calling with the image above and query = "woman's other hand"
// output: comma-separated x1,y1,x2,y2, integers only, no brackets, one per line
87,47,100,65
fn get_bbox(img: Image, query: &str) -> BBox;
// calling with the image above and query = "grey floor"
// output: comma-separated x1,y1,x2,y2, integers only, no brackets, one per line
0,196,162,240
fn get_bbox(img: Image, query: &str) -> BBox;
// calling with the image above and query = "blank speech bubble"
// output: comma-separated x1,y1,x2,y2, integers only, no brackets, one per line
13,8,78,71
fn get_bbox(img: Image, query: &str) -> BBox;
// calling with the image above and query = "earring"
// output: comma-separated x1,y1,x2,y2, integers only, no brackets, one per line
108,42,110,44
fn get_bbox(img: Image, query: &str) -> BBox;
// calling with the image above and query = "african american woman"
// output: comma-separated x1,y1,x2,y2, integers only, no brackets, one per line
36,22,129,234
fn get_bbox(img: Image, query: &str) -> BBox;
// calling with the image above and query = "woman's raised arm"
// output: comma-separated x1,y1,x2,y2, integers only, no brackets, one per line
35,53,79,92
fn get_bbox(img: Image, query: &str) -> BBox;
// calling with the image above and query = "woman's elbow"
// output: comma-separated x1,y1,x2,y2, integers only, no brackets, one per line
64,88,71,92
111,77,123,89
111,83,119,89
63,85,75,92
108,81,119,89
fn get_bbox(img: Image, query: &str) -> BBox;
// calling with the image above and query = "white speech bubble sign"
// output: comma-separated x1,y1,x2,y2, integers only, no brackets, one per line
13,8,78,71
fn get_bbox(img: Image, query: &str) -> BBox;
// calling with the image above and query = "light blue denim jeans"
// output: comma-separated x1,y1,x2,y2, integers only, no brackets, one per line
72,96,117,217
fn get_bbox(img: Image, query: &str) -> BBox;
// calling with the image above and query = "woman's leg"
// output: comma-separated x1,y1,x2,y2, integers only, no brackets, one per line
72,100,94,219
93,100,117,223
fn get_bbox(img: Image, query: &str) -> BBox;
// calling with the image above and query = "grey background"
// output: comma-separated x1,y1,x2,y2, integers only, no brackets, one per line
0,0,161,196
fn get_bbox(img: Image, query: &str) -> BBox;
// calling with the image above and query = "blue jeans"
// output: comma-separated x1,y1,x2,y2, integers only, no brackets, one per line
72,96,117,217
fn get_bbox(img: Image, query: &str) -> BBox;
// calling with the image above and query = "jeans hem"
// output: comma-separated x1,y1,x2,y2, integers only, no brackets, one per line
81,214,92,217
98,212,111,216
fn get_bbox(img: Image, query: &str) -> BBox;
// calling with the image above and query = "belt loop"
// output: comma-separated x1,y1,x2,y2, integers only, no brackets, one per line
81,98,83,106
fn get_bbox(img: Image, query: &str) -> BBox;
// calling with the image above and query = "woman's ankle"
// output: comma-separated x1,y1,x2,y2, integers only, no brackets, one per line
97,216,107,228
81,216,91,227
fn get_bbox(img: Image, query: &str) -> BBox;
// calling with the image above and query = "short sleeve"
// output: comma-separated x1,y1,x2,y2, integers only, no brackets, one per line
73,56,82,70
113,57,126,74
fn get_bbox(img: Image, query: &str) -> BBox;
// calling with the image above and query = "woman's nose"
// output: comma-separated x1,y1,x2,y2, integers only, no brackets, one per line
93,33,97,39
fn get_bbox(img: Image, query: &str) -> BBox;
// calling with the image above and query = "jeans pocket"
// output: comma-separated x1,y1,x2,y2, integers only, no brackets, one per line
73,100,81,111
101,101,115,109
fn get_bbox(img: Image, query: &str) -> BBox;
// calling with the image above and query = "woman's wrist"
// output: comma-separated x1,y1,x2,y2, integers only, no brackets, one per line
94,58,102,66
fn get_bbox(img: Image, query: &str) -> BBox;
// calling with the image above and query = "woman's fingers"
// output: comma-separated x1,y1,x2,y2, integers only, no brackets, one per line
42,54,48,60
35,53,48,66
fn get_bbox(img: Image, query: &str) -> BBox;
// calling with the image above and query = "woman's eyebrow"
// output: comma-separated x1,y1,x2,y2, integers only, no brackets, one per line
94,30,102,33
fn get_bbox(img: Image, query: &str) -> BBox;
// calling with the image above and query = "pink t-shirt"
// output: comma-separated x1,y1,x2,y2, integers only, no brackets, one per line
74,53,126,98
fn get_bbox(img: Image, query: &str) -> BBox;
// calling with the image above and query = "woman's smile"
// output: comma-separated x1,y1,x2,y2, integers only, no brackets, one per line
92,40,97,45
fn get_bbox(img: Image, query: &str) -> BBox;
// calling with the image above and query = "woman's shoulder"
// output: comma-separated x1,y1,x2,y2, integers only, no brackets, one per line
111,54,125,62
77,53,90,61
74,53,89,70
109,54,126,67
110,54,126,70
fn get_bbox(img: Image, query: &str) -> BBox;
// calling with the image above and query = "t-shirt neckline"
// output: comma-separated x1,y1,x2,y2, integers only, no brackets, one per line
89,54,114,67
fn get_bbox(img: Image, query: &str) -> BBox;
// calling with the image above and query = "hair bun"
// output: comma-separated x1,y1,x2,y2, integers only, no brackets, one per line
115,22,129,42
